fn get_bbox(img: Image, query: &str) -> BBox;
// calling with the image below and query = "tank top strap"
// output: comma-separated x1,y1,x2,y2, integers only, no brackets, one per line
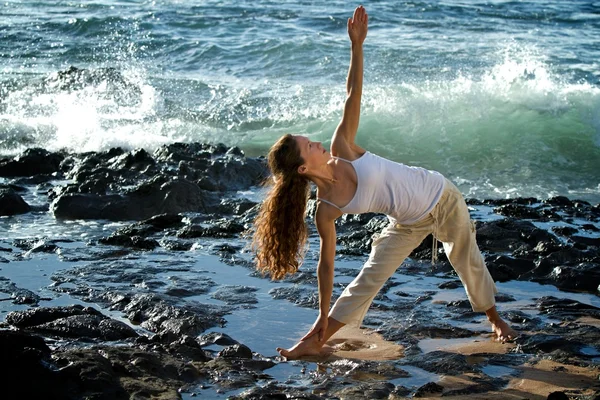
317,197,342,210
331,155,353,164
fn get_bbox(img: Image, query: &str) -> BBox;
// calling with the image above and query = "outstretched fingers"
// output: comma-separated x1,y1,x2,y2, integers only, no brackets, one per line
353,5,364,22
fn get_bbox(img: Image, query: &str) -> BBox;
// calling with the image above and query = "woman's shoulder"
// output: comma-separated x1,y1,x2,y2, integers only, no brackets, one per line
330,137,366,161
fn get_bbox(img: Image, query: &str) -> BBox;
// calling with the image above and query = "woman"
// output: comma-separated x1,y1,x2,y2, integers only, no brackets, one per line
252,5,517,359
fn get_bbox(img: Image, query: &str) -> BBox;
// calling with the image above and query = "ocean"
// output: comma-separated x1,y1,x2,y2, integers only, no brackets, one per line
1,0,599,202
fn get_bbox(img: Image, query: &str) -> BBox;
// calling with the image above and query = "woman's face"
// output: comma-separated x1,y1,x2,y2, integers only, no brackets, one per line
294,135,328,174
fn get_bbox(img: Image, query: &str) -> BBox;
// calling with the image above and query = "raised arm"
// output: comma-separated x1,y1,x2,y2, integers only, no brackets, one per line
332,6,368,153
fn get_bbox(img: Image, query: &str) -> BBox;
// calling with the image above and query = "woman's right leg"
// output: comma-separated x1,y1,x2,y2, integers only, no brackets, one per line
329,221,432,328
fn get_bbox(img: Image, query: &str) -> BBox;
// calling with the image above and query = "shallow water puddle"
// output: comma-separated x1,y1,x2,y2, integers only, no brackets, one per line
481,364,518,378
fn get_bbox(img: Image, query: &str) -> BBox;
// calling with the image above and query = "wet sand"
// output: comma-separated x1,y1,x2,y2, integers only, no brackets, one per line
302,326,600,398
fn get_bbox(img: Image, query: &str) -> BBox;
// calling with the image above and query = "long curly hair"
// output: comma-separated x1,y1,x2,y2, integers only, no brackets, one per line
252,134,310,280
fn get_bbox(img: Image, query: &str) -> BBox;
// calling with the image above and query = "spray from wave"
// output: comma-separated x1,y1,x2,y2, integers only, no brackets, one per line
0,45,598,201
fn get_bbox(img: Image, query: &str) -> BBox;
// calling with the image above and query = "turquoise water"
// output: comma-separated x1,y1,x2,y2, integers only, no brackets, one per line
1,0,600,201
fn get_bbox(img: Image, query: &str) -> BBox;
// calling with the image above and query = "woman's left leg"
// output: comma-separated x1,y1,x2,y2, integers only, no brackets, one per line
434,180,517,341
433,182,497,312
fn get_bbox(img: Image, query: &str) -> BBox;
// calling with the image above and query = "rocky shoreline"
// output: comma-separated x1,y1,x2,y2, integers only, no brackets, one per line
1,143,599,399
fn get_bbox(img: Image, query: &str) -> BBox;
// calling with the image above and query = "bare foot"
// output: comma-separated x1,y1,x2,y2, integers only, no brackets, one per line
277,334,327,360
491,318,518,343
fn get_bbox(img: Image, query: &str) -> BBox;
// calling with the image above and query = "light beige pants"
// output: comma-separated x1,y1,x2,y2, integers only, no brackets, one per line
329,179,498,327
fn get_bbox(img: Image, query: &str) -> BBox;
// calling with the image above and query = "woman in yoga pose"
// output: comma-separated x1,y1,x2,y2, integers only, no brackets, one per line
252,5,517,359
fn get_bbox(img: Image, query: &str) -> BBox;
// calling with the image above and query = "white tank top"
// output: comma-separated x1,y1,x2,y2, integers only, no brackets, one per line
318,152,446,224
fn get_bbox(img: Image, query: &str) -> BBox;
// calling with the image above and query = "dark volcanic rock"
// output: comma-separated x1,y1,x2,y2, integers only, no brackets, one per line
33,314,138,340
476,218,556,253
212,285,259,305
516,334,585,355
177,219,246,239
6,305,138,340
0,188,31,216
53,344,204,399
99,234,160,250
413,382,444,397
531,262,600,294
0,148,64,177
217,343,253,359
409,350,478,375
334,381,397,399
0,330,71,400
268,286,322,309
5,304,98,327
198,332,240,347
52,177,207,221
118,293,229,341
0,277,41,305
536,296,600,320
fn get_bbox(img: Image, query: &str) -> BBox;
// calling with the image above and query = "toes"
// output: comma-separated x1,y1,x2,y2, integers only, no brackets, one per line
277,348,291,358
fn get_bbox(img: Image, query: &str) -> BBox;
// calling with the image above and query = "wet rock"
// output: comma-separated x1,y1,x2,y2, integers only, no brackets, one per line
164,276,216,298
476,218,555,253
336,214,389,255
405,323,476,339
33,314,139,340
544,196,573,207
54,344,203,399
108,148,155,171
570,235,600,247
334,381,396,399
202,156,268,192
5,304,97,327
177,219,245,238
0,148,64,177
493,203,547,220
212,285,258,305
107,214,185,239
6,305,138,340
0,277,41,305
218,343,253,359
153,142,226,163
198,332,240,347
229,383,324,400
52,177,208,221
552,225,579,237
409,350,478,375
442,376,509,396
99,234,160,250
166,335,211,362
198,356,276,393
531,262,600,294
143,213,185,230
0,330,71,400
268,286,321,309
328,359,410,380
536,296,600,320
118,293,229,340
547,392,570,400
0,188,31,216
216,198,258,215
413,381,444,397
503,310,544,331
515,334,585,355
209,243,243,257
12,238,59,253
438,280,462,289
159,239,193,251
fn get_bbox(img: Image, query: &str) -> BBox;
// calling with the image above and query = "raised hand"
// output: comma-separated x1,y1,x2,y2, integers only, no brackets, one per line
348,5,368,44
